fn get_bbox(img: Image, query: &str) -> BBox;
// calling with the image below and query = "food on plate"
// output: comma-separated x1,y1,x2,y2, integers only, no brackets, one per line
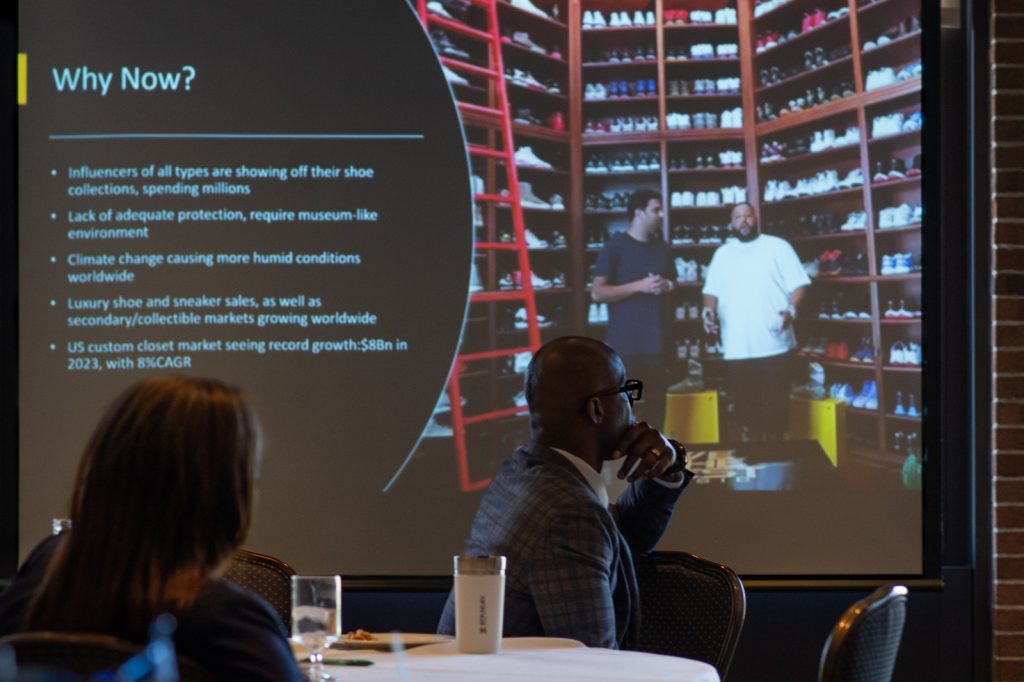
346,629,376,641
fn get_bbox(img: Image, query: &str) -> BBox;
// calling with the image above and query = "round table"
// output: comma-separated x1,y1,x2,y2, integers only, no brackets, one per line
321,637,721,681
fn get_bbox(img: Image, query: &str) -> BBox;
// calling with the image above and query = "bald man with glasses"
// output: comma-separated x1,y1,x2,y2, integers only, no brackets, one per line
438,336,692,649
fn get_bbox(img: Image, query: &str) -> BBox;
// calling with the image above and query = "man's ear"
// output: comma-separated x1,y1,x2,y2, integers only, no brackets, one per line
585,396,604,424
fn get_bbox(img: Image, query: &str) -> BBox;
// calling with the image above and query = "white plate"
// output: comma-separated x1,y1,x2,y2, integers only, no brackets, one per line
405,636,586,656
331,633,454,651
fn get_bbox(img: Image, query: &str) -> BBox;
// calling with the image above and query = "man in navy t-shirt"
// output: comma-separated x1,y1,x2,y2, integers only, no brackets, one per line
592,189,677,427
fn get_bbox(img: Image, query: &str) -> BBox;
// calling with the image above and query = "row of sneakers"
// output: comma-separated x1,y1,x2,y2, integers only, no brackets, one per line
818,298,872,319
507,306,555,331
863,15,921,51
759,126,861,162
851,381,880,410
498,227,566,250
675,258,709,282
800,7,848,31
754,0,850,19
585,152,660,173
865,61,922,91
878,203,923,229
754,7,849,52
756,83,855,122
764,211,864,236
677,338,724,359
442,64,471,88
672,224,730,245
666,108,744,129
812,250,868,277
891,430,921,454
585,80,658,99
757,46,850,87
871,157,921,184
430,29,473,61
892,391,921,417
514,146,556,170
839,211,868,231
506,68,561,94
669,43,739,60
582,10,656,29
585,191,631,212
501,31,562,59
507,0,556,20
883,299,922,318
675,301,702,320
665,8,737,25
871,110,923,137
671,150,745,170
585,45,657,64
587,302,610,324
498,270,566,290
504,181,564,210
584,116,660,134
670,186,748,208
762,168,864,202
425,0,465,21
669,78,742,96
513,107,565,131
802,336,876,363
826,381,877,409
879,253,918,276
889,341,922,366
586,227,608,249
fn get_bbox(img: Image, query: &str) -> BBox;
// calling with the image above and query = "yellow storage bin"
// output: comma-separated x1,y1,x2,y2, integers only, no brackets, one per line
664,390,719,444
787,396,846,467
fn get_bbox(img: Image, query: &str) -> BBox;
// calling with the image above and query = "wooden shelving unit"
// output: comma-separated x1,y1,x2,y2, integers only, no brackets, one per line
426,0,922,482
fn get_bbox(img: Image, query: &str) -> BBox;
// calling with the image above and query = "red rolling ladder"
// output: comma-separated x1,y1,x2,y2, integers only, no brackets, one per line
417,0,542,492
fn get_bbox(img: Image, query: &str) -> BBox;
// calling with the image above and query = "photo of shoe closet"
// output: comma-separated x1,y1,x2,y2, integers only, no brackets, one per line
420,0,922,494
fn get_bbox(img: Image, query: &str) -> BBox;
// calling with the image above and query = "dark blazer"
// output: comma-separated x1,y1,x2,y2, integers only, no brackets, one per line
0,535,304,682
438,442,688,648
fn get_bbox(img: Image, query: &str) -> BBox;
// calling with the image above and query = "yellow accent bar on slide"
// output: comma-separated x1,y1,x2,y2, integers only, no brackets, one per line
17,53,27,105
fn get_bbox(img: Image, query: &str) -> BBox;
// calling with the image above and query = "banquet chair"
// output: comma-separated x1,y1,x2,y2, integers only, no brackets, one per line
633,551,746,681
223,548,296,632
0,631,214,681
818,584,908,682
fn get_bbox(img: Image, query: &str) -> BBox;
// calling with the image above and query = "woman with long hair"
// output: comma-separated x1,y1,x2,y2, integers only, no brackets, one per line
0,375,303,680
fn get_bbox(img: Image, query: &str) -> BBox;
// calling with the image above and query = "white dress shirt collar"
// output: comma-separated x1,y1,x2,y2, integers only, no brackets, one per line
550,446,610,508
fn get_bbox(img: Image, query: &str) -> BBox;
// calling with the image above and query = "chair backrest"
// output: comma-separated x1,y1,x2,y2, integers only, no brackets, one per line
0,631,214,681
223,548,296,632
819,584,908,682
633,551,746,681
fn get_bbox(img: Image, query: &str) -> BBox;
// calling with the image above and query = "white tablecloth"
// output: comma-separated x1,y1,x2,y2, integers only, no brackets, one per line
322,637,720,681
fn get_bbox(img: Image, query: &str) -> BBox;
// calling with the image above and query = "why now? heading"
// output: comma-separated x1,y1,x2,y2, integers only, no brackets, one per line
51,65,197,96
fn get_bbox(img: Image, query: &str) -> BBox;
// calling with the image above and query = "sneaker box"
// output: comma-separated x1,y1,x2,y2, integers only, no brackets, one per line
663,390,719,444
787,396,847,467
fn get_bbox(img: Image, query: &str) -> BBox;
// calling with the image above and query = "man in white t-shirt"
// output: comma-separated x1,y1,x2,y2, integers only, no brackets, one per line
702,202,810,440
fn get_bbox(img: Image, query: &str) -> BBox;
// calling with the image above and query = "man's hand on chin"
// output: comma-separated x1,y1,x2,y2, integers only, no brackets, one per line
611,422,686,483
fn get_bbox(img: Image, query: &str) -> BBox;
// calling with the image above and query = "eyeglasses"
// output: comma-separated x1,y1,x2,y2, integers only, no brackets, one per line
585,379,643,407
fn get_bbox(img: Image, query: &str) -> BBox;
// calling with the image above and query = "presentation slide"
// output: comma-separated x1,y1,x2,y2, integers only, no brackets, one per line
18,0,924,577
18,0,473,573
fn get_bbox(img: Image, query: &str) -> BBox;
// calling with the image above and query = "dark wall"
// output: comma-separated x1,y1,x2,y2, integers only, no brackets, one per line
1,15,18,580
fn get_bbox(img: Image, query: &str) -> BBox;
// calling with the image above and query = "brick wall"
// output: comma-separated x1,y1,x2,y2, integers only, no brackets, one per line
993,7,1024,679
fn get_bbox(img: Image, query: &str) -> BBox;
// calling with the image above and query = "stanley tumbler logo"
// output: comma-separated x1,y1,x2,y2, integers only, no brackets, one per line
478,595,487,634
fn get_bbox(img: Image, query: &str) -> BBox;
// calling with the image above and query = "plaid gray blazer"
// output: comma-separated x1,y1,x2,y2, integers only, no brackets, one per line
437,441,687,649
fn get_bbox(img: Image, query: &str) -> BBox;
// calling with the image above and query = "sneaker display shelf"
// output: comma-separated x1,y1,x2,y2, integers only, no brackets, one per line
569,0,921,474
752,0,922,471
420,0,922,483
578,0,745,377
419,0,566,492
